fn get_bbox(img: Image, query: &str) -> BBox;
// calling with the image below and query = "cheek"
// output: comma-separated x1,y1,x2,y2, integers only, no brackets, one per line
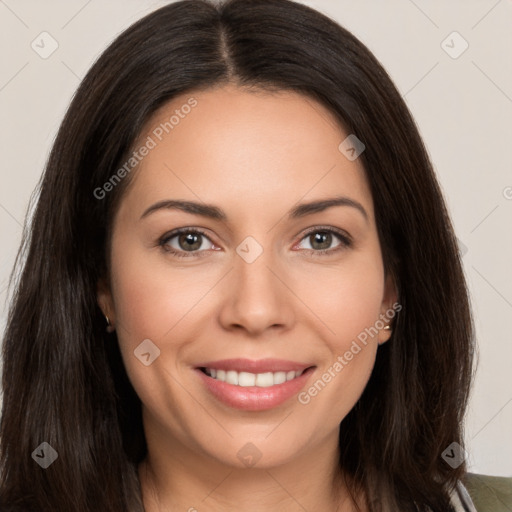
290,252,384,417
107,237,223,409
109,236,216,340
107,241,198,429
289,251,385,346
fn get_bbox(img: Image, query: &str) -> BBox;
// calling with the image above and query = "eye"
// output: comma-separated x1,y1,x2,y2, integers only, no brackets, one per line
158,226,352,259
295,227,352,256
159,228,216,258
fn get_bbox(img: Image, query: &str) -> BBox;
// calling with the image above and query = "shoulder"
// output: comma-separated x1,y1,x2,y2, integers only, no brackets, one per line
460,473,512,512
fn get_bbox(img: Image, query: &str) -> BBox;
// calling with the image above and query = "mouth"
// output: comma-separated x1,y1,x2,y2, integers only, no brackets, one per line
194,359,316,411
198,367,310,387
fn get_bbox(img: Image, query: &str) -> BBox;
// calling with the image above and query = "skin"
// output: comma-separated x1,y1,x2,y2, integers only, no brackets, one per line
98,84,396,511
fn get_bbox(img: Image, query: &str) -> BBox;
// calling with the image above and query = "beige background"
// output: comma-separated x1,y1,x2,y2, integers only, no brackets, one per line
0,0,511,476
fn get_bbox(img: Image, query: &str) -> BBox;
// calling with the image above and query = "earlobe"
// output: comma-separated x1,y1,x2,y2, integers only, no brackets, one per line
378,273,399,345
378,324,393,345
96,278,115,330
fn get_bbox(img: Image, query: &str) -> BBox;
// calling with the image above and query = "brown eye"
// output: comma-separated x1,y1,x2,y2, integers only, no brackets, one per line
159,228,215,257
177,232,203,251
295,227,352,255
309,232,333,251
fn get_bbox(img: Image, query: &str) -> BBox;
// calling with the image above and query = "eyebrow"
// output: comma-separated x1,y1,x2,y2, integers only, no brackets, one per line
140,196,369,223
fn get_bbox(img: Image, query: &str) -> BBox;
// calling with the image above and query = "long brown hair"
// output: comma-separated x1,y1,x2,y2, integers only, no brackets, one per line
0,0,474,510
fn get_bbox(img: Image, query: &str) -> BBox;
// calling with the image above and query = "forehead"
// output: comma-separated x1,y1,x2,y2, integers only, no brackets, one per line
119,84,374,223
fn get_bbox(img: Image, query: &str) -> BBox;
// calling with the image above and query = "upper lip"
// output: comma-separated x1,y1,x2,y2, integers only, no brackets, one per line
196,358,314,373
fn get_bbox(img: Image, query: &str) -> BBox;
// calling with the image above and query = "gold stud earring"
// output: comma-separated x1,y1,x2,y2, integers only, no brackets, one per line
105,315,115,333
378,324,392,345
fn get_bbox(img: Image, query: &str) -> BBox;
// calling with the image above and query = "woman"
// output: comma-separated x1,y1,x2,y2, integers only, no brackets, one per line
0,0,480,510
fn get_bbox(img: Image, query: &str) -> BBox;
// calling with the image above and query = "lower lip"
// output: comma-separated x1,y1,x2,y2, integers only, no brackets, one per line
196,368,315,411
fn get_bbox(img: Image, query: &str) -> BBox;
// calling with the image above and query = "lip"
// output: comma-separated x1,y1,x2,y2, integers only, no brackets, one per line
196,358,312,373
195,359,316,411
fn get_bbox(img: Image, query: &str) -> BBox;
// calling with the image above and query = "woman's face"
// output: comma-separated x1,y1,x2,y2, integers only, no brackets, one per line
98,84,396,469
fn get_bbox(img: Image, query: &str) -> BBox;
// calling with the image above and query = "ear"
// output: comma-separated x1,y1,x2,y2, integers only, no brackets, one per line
97,277,115,326
377,273,399,346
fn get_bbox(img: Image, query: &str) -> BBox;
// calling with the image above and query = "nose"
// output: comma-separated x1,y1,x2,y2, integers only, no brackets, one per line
218,251,296,337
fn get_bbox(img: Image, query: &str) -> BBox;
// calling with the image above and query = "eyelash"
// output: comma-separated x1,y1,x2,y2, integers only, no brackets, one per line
158,226,352,259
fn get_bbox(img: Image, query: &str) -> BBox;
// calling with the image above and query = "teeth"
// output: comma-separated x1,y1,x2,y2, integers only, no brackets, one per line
226,370,238,385
204,368,306,387
255,372,274,387
238,372,255,386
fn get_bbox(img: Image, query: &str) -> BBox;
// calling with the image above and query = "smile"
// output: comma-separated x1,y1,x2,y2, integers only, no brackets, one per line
195,359,316,411
200,368,305,387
